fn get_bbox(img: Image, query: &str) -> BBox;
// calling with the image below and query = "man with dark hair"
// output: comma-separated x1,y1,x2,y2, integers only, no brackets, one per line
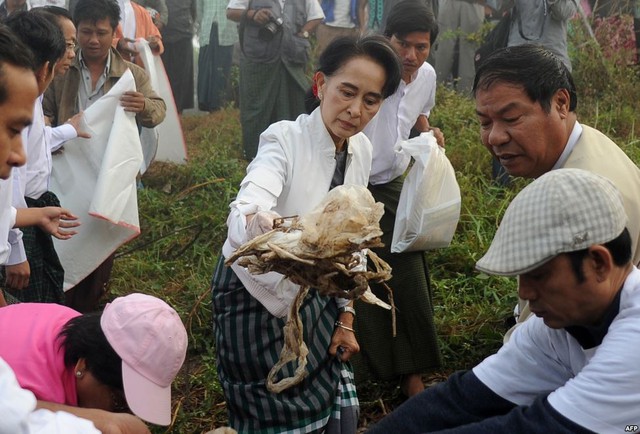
354,0,443,397
0,25,79,308
0,25,39,273
2,10,76,304
474,45,640,334
32,6,77,77
43,0,166,312
44,0,166,129
369,168,640,433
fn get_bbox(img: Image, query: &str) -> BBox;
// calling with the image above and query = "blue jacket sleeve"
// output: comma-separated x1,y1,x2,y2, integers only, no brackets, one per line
366,370,595,434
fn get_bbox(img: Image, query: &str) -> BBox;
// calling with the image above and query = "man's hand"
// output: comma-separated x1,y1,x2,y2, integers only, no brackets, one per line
5,260,30,290
120,91,146,114
430,126,445,148
65,112,91,139
251,8,273,25
146,35,160,51
38,207,80,240
116,37,139,60
95,412,152,434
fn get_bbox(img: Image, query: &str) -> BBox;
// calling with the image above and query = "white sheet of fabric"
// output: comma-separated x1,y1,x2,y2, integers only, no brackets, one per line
135,39,187,164
52,70,142,290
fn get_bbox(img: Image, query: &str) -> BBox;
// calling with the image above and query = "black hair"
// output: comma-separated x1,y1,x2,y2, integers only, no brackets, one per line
566,228,632,283
5,11,65,73
384,0,438,44
0,25,35,104
308,34,402,111
473,44,578,113
73,0,120,30
34,5,74,21
58,313,124,393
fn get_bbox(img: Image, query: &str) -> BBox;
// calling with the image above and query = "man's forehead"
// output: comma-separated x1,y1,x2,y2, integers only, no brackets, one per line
392,32,431,43
77,19,114,30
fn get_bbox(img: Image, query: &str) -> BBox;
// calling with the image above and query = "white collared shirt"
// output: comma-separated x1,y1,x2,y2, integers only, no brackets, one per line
551,121,583,171
364,62,437,185
78,50,112,111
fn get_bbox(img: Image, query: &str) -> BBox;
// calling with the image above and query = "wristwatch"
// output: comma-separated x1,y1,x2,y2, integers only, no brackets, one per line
300,30,310,39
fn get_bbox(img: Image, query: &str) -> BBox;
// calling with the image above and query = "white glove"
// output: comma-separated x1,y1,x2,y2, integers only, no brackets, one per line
245,211,281,241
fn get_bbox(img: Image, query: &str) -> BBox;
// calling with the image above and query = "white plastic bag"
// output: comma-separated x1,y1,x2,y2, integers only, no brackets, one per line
391,132,461,253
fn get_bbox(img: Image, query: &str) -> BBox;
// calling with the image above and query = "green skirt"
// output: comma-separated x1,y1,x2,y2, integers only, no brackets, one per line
352,177,442,382
212,256,359,433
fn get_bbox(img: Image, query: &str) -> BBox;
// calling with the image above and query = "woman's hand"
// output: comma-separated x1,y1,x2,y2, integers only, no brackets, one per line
245,211,281,241
328,314,360,362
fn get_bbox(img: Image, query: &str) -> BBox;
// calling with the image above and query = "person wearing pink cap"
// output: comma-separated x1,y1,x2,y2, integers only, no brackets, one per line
0,293,188,433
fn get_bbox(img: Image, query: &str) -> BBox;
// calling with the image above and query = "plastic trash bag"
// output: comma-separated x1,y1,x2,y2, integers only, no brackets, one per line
391,131,461,253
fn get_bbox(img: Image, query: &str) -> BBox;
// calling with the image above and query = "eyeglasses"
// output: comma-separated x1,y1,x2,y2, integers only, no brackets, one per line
66,41,77,50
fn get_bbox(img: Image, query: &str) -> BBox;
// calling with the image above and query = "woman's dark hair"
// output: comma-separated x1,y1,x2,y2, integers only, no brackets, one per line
5,10,65,73
384,0,438,44
73,0,120,30
473,44,578,113
308,35,402,111
58,312,123,392
566,228,632,283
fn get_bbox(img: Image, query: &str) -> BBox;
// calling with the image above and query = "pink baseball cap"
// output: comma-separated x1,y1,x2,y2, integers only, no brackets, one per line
100,293,188,425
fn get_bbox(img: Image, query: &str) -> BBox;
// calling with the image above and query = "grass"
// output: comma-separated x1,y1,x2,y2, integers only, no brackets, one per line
105,24,640,433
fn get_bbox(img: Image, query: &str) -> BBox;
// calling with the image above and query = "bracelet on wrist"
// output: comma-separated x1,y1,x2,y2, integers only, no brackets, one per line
334,320,355,333
338,306,356,318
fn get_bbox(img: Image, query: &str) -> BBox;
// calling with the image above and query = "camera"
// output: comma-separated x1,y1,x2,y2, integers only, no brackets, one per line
258,16,284,41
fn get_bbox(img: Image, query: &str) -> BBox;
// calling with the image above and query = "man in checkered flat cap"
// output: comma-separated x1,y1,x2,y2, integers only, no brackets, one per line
368,168,640,433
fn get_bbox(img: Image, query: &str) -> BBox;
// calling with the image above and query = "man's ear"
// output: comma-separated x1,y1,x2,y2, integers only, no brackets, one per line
587,245,613,282
554,88,571,119
35,63,49,83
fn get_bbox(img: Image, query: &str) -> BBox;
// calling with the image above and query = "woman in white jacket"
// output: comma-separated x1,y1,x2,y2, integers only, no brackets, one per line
212,35,402,433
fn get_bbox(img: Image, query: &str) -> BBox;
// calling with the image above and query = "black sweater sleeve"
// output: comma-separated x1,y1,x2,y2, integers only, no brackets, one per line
366,370,595,434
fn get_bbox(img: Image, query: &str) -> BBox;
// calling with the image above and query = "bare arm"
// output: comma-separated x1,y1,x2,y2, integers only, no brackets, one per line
227,8,247,22
357,0,368,33
14,207,79,240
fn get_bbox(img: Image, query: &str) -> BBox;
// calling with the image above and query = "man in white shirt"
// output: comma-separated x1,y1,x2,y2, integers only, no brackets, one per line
3,10,84,304
0,24,78,307
369,168,640,434
354,1,444,397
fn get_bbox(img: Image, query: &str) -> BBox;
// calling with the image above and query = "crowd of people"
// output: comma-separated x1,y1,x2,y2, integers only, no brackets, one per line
0,0,638,432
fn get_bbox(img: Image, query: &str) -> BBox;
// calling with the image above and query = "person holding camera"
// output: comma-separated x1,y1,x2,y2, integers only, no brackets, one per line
227,0,324,160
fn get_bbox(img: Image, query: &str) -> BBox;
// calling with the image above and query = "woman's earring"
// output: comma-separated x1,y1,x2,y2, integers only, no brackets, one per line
76,371,83,378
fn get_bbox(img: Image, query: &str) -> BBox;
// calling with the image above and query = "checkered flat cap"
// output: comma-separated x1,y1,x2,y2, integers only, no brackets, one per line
476,168,627,276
